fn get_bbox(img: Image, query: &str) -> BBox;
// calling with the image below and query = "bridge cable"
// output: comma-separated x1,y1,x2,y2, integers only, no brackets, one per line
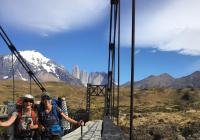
12,53,15,102
30,75,32,95
117,0,121,126
0,26,46,92
130,0,135,139
107,0,118,121
112,0,118,122
107,0,113,118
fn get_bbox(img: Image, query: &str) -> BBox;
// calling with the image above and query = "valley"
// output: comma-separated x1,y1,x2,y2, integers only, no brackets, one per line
1,80,200,139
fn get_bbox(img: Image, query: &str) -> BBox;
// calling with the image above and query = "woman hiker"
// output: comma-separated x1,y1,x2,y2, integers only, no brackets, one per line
38,92,84,140
0,94,38,140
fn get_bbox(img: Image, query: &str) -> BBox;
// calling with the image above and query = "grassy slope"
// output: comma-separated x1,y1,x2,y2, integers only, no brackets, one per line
0,80,86,109
118,87,200,139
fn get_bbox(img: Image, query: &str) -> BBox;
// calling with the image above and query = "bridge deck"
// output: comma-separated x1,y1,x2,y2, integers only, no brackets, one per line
62,120,102,140
62,117,127,140
102,116,127,140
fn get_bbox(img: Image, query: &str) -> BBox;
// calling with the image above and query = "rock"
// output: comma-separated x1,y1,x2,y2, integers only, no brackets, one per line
72,65,80,79
176,135,186,140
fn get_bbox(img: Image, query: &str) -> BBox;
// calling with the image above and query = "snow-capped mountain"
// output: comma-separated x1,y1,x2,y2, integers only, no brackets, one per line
72,65,108,86
0,50,82,85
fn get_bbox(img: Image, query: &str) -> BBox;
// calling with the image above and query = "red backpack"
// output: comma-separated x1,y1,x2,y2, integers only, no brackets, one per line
17,110,37,125
16,98,37,124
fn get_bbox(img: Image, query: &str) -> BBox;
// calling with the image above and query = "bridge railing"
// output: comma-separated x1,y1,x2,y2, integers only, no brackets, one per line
0,102,16,119
0,105,7,116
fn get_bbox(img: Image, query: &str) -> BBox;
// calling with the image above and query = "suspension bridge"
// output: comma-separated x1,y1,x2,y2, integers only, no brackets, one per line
0,0,134,139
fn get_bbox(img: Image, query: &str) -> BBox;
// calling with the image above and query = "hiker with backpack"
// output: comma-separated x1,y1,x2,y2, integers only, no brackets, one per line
0,94,38,140
38,92,84,140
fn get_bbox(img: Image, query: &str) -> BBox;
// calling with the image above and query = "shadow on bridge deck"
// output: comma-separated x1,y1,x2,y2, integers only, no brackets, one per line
62,116,127,140
62,120,102,140
102,116,127,140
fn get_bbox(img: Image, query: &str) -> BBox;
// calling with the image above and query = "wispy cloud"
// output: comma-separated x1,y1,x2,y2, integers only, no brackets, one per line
121,0,132,47
188,59,200,73
135,49,140,55
0,0,109,35
123,0,200,56
151,49,157,53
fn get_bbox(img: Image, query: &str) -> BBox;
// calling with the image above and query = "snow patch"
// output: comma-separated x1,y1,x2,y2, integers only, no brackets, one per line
19,50,50,66
17,70,27,81
19,50,58,75
4,55,17,63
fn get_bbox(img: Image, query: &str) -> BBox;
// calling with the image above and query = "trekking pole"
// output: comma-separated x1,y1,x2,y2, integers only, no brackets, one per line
81,125,83,140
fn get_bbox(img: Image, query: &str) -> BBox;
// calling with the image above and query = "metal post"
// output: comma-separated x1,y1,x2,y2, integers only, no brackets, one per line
130,0,135,139
86,84,91,120
117,0,120,126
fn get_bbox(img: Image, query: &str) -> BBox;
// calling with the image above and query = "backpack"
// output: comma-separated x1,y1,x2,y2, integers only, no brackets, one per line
15,109,36,137
15,98,37,126
17,110,37,124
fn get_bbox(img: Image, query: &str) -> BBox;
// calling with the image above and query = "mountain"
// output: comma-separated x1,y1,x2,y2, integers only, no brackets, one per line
80,70,89,86
88,72,108,85
72,65,108,86
124,71,200,89
122,81,131,87
0,50,82,86
172,71,200,88
134,73,175,89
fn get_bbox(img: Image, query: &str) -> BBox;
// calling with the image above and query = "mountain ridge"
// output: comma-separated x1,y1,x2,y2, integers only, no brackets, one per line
0,50,108,86
124,71,200,89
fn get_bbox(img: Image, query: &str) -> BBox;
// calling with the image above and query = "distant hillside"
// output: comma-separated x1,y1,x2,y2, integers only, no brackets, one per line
124,71,200,89
135,73,175,89
0,80,86,109
173,71,200,88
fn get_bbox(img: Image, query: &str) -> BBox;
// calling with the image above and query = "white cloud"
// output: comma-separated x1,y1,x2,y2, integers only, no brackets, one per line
0,0,109,35
123,0,200,56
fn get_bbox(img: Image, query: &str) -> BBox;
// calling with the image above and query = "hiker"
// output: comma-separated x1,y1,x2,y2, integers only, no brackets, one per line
38,92,84,140
0,94,38,140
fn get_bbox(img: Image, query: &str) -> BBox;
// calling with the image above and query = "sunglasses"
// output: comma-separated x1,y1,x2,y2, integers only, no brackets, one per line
24,99,33,103
42,95,51,100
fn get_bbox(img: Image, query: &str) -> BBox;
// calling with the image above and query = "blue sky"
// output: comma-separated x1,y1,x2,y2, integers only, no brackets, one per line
1,0,200,84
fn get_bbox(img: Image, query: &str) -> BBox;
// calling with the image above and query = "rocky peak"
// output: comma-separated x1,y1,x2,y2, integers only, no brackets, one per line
72,65,108,86
72,65,80,79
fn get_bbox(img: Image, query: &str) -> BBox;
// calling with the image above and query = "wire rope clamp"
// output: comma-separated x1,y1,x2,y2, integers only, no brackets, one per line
111,0,118,5
109,43,115,51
